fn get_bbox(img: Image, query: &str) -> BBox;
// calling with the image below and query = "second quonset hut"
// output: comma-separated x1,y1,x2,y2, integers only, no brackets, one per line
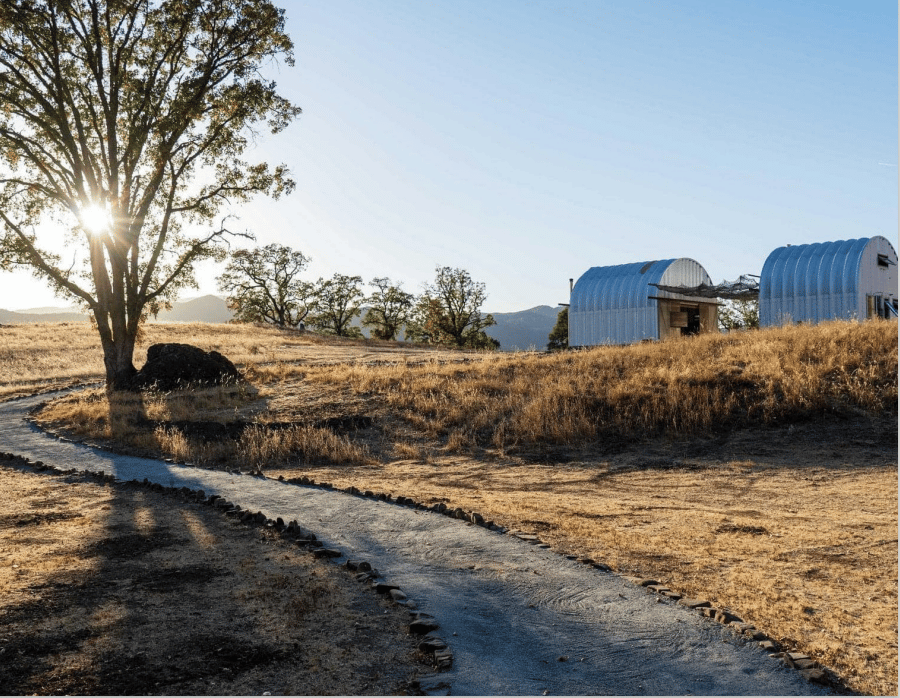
759,236,898,326
568,258,719,347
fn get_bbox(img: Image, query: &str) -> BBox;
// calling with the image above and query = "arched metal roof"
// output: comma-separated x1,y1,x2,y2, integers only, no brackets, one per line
569,258,713,345
759,236,898,325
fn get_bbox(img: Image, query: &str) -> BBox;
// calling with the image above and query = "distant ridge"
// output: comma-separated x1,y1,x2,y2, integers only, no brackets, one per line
0,295,235,325
153,294,234,323
485,305,564,352
0,308,88,324
0,295,564,352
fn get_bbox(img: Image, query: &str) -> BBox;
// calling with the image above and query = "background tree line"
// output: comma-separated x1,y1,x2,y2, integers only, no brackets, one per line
217,244,499,349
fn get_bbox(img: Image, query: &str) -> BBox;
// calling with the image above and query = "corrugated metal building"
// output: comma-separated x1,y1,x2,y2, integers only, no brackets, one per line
759,236,898,326
569,258,718,346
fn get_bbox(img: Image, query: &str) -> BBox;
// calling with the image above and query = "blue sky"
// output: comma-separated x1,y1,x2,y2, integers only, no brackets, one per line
2,0,897,312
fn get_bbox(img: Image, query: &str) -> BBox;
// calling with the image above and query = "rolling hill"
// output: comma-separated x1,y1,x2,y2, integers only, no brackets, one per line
0,295,564,351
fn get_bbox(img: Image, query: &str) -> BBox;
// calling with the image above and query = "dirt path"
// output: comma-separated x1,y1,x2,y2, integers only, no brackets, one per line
0,391,830,696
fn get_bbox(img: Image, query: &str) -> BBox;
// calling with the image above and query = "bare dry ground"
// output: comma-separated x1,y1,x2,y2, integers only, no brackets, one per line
3,319,898,695
0,462,428,695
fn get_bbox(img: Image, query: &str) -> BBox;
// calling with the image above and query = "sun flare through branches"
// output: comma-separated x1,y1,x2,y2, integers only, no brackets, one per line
78,203,112,236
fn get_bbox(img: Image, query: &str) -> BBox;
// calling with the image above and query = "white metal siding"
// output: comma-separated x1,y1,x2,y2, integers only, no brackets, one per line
569,258,713,346
759,236,898,326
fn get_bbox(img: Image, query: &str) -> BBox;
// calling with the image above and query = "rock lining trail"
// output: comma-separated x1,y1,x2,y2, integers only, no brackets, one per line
0,391,829,696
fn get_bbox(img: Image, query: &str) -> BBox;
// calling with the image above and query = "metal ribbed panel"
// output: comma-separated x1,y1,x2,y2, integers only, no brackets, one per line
759,236,898,326
568,258,713,346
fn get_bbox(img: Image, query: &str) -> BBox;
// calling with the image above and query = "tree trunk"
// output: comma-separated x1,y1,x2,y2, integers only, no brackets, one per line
101,334,138,392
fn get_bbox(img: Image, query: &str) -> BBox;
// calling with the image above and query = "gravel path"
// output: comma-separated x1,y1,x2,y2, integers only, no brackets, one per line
1,392,829,696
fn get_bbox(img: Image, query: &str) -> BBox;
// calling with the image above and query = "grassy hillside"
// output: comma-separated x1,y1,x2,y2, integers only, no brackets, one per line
5,318,898,695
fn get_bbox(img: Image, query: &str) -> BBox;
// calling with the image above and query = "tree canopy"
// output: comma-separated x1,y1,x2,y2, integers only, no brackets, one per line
408,266,498,349
0,0,299,389
718,299,759,332
217,244,313,327
362,277,414,341
308,273,364,338
547,307,568,351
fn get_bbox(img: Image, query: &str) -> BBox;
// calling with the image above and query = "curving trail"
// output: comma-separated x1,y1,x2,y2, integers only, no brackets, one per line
0,391,827,696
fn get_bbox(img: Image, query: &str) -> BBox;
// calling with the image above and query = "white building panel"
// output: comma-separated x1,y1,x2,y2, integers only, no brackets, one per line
759,236,898,326
569,258,715,346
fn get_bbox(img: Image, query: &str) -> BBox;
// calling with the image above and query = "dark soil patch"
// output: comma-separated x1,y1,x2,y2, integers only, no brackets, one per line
79,529,188,559
0,511,80,528
131,564,229,592
715,523,770,535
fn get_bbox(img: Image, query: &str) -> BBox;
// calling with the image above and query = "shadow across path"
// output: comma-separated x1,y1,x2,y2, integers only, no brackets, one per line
0,390,830,696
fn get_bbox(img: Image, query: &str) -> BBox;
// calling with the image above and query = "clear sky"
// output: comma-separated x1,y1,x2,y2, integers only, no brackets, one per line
1,0,897,312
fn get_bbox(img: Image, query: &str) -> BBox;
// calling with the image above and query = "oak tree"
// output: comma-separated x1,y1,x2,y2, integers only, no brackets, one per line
0,0,300,389
217,244,314,327
308,273,364,338
362,277,414,341
408,266,498,349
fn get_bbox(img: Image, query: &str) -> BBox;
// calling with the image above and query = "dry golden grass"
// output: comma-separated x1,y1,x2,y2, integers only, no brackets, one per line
297,319,896,449
296,446,897,696
7,317,898,694
0,464,424,695
0,320,465,400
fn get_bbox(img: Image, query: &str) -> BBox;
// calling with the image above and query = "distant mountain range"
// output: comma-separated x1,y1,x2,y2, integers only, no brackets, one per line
0,295,565,352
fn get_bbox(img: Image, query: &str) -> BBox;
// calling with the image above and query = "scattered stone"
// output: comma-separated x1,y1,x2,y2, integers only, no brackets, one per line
799,668,828,684
409,618,440,634
452,507,466,519
389,589,408,603
375,582,400,595
791,657,817,671
647,584,671,593
356,571,377,583
433,648,453,670
418,634,448,652
313,548,341,559
346,560,372,572
745,629,770,642
677,598,711,609
700,607,718,618
729,621,756,633
715,610,741,624
364,490,374,498
758,640,778,651
638,579,660,587
470,512,485,525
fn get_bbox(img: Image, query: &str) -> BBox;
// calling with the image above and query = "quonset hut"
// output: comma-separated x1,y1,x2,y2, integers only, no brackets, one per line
759,236,898,326
568,258,718,346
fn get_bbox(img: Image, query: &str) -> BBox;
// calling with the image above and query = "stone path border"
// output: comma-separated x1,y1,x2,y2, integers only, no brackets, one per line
1,390,836,696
